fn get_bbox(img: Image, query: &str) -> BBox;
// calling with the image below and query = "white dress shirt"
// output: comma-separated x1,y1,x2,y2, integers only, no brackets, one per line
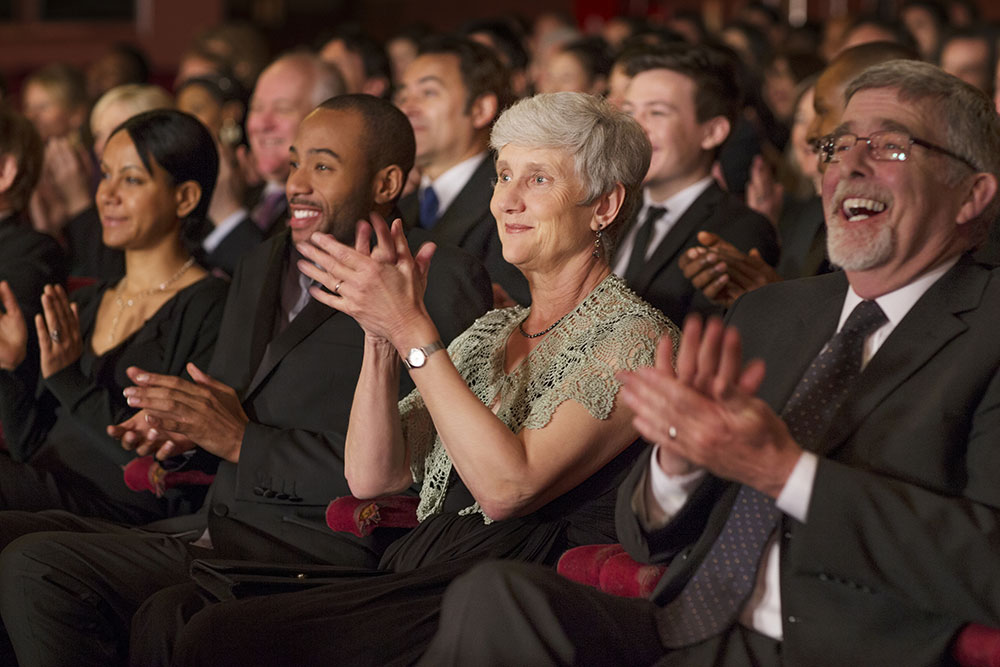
419,152,487,219
641,256,959,639
612,177,715,277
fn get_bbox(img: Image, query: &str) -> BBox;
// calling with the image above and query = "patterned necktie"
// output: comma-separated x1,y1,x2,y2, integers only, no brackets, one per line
419,186,440,229
252,189,286,232
624,206,666,283
658,299,888,647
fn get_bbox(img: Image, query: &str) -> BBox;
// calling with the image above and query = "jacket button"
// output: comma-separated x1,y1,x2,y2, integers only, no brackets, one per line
212,504,229,517
787,615,799,624
296,573,307,579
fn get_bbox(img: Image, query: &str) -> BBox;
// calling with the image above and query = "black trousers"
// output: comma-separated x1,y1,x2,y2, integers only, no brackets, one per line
0,510,206,667
420,560,783,667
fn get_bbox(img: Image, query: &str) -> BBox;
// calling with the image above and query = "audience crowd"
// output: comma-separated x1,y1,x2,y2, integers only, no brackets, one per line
0,1,999,664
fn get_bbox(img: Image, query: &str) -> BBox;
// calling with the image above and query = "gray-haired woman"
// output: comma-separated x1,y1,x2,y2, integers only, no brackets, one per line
150,92,679,666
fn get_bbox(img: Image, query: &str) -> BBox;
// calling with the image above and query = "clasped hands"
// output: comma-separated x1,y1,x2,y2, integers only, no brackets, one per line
0,280,83,377
618,315,802,498
108,362,248,463
296,212,437,350
678,231,782,307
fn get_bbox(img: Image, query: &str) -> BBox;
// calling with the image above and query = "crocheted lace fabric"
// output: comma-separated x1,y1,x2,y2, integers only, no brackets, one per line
399,274,678,523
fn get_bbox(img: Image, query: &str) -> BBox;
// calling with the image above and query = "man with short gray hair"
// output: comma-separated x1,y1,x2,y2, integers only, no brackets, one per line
422,60,1000,667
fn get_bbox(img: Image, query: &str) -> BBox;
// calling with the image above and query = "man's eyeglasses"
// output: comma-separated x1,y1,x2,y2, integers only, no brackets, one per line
819,130,979,171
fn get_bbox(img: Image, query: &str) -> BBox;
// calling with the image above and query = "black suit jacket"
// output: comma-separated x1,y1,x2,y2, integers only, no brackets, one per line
617,256,1000,665
148,231,492,566
400,155,530,305
620,183,779,324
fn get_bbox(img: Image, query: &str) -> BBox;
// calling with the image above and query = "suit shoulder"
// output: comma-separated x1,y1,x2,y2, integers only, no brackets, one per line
731,271,846,319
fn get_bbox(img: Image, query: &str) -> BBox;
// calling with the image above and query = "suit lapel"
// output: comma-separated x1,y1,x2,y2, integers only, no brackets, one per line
758,277,847,414
245,236,287,388
427,155,493,245
818,258,986,457
244,298,336,400
632,184,722,294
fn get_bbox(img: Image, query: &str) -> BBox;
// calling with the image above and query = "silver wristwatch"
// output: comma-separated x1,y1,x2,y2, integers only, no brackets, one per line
401,340,444,369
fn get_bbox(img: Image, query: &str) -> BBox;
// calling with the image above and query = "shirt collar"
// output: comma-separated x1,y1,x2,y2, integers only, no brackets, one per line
421,152,488,217
839,255,960,331
642,176,714,221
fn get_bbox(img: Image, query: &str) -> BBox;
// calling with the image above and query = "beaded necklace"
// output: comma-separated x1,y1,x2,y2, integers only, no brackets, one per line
107,257,195,346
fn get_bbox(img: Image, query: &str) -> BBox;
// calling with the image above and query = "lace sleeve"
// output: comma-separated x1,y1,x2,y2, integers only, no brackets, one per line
521,311,675,430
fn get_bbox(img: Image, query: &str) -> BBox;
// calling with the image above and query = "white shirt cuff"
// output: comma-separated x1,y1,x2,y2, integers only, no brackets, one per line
647,444,706,516
775,451,818,523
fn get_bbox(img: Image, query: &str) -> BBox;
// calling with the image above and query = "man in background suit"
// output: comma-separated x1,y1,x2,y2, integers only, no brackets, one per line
397,35,529,306
614,44,778,325
0,94,491,666
422,61,1000,666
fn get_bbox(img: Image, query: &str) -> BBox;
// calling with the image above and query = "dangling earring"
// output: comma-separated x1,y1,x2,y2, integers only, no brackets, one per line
593,226,604,258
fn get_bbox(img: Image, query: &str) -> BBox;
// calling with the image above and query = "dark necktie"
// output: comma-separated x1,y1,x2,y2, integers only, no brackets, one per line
419,186,440,229
252,189,286,232
658,299,888,647
624,206,666,283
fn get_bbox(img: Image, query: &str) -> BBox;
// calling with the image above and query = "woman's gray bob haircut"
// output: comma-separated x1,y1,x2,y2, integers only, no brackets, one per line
490,92,651,253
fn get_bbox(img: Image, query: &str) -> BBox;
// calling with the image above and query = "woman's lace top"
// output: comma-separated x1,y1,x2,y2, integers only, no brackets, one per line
399,274,678,523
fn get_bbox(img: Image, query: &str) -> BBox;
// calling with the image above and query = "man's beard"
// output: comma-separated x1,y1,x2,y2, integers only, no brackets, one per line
826,216,895,271
825,180,895,271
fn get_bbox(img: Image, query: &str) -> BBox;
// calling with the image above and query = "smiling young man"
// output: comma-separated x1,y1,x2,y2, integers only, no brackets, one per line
614,44,778,324
0,95,491,666
396,35,529,305
422,60,1000,667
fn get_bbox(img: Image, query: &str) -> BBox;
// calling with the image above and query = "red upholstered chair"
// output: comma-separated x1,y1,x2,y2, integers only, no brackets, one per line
324,495,420,537
556,544,1000,667
123,455,215,497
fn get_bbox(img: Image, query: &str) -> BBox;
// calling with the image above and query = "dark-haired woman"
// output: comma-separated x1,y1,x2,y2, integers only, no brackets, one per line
0,109,228,524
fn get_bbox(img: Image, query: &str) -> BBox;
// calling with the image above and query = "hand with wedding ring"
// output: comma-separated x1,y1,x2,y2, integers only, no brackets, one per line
296,211,437,349
36,284,83,379
618,314,801,497
0,281,28,372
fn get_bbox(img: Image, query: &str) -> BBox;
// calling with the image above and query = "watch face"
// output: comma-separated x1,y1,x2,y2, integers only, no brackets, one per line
408,348,427,367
